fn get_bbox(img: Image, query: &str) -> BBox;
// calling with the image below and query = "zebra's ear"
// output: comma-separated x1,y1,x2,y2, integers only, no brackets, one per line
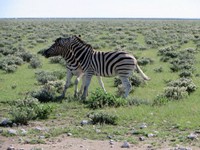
55,37,61,43
78,35,81,38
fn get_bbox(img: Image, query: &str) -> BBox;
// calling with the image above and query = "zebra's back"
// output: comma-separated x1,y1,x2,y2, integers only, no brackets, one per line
91,51,137,77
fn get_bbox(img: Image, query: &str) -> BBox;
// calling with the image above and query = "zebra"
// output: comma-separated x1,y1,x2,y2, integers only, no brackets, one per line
43,38,106,99
44,35,150,99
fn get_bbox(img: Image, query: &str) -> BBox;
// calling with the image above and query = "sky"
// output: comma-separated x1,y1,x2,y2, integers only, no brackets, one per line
0,0,200,18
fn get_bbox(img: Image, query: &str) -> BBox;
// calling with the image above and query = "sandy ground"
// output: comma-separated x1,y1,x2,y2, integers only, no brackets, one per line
0,135,167,150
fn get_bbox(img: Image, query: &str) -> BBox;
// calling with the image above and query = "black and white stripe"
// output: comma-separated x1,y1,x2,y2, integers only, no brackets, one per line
43,37,105,99
44,35,150,98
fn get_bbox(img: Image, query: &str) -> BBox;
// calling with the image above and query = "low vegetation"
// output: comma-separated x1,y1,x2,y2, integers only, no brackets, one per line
0,18,200,148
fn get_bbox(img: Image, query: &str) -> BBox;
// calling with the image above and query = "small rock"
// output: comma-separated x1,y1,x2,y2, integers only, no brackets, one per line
173,146,192,150
7,145,15,150
39,135,45,139
147,133,155,138
139,136,145,141
35,126,43,131
187,133,197,140
195,130,200,134
132,130,140,135
121,141,130,148
57,139,62,142
0,118,12,127
95,129,101,133
81,120,89,126
140,123,147,129
8,129,17,135
107,135,113,139
109,140,114,145
67,132,72,136
20,129,27,135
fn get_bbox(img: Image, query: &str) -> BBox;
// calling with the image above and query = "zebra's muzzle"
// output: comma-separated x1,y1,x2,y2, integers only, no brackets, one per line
42,50,50,58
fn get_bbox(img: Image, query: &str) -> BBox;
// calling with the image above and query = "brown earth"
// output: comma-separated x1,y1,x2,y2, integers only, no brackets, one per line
0,134,167,150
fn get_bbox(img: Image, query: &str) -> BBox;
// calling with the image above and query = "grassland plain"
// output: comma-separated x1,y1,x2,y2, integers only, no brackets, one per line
0,19,200,149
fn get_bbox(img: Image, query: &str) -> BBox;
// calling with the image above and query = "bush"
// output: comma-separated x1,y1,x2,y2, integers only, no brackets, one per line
35,70,58,84
87,88,126,109
159,78,197,101
167,78,196,94
29,56,42,69
153,95,169,106
114,73,145,87
16,50,33,62
0,55,23,73
88,112,118,125
31,87,55,103
164,86,188,100
158,46,178,62
31,81,64,102
154,66,163,73
127,97,151,106
138,57,154,66
179,70,193,78
10,97,53,125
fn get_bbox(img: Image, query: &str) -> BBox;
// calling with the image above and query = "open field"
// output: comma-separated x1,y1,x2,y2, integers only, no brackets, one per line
0,18,200,149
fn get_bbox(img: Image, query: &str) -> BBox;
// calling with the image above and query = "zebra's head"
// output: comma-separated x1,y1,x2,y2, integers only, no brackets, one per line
43,37,70,58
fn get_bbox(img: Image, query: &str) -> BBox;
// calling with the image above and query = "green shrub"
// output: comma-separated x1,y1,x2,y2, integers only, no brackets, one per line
179,70,193,78
114,73,145,87
152,95,169,106
35,70,58,84
138,57,154,66
154,66,163,73
10,97,53,125
87,88,126,109
127,97,151,106
29,56,42,69
164,87,188,100
31,81,64,102
88,112,118,125
0,55,23,73
49,56,65,65
16,50,33,62
31,87,55,103
158,46,178,62
167,78,196,94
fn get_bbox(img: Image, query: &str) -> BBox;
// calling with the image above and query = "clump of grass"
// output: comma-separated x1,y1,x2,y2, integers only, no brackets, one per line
35,70,65,85
29,56,42,69
88,111,118,125
87,88,126,109
155,78,197,102
114,73,146,87
10,97,53,125
31,80,64,102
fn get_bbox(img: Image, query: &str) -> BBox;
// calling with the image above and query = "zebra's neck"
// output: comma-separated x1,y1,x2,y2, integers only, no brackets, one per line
70,40,93,71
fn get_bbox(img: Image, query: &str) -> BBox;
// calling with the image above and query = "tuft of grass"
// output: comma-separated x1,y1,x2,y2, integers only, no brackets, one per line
86,88,127,109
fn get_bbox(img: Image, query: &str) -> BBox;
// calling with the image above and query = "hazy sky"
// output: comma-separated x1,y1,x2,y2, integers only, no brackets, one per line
0,0,200,18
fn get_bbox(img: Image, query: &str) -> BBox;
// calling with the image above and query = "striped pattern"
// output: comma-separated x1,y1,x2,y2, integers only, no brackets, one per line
44,35,150,98
43,37,106,99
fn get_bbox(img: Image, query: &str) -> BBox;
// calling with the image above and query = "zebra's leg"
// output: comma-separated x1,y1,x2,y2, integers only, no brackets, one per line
97,76,106,93
74,73,84,97
79,75,86,96
59,70,73,99
120,76,132,98
82,75,93,100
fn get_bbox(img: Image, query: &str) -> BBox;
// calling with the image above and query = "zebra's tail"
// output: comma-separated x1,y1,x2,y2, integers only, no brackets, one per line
136,64,150,80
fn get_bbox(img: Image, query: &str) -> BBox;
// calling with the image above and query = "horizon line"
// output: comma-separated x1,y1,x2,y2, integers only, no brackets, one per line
0,17,200,20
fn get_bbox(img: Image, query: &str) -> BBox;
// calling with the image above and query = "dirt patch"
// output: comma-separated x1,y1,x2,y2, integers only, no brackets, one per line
0,134,162,150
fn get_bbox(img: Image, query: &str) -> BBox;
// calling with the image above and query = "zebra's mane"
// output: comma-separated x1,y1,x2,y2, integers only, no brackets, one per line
72,35,93,50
